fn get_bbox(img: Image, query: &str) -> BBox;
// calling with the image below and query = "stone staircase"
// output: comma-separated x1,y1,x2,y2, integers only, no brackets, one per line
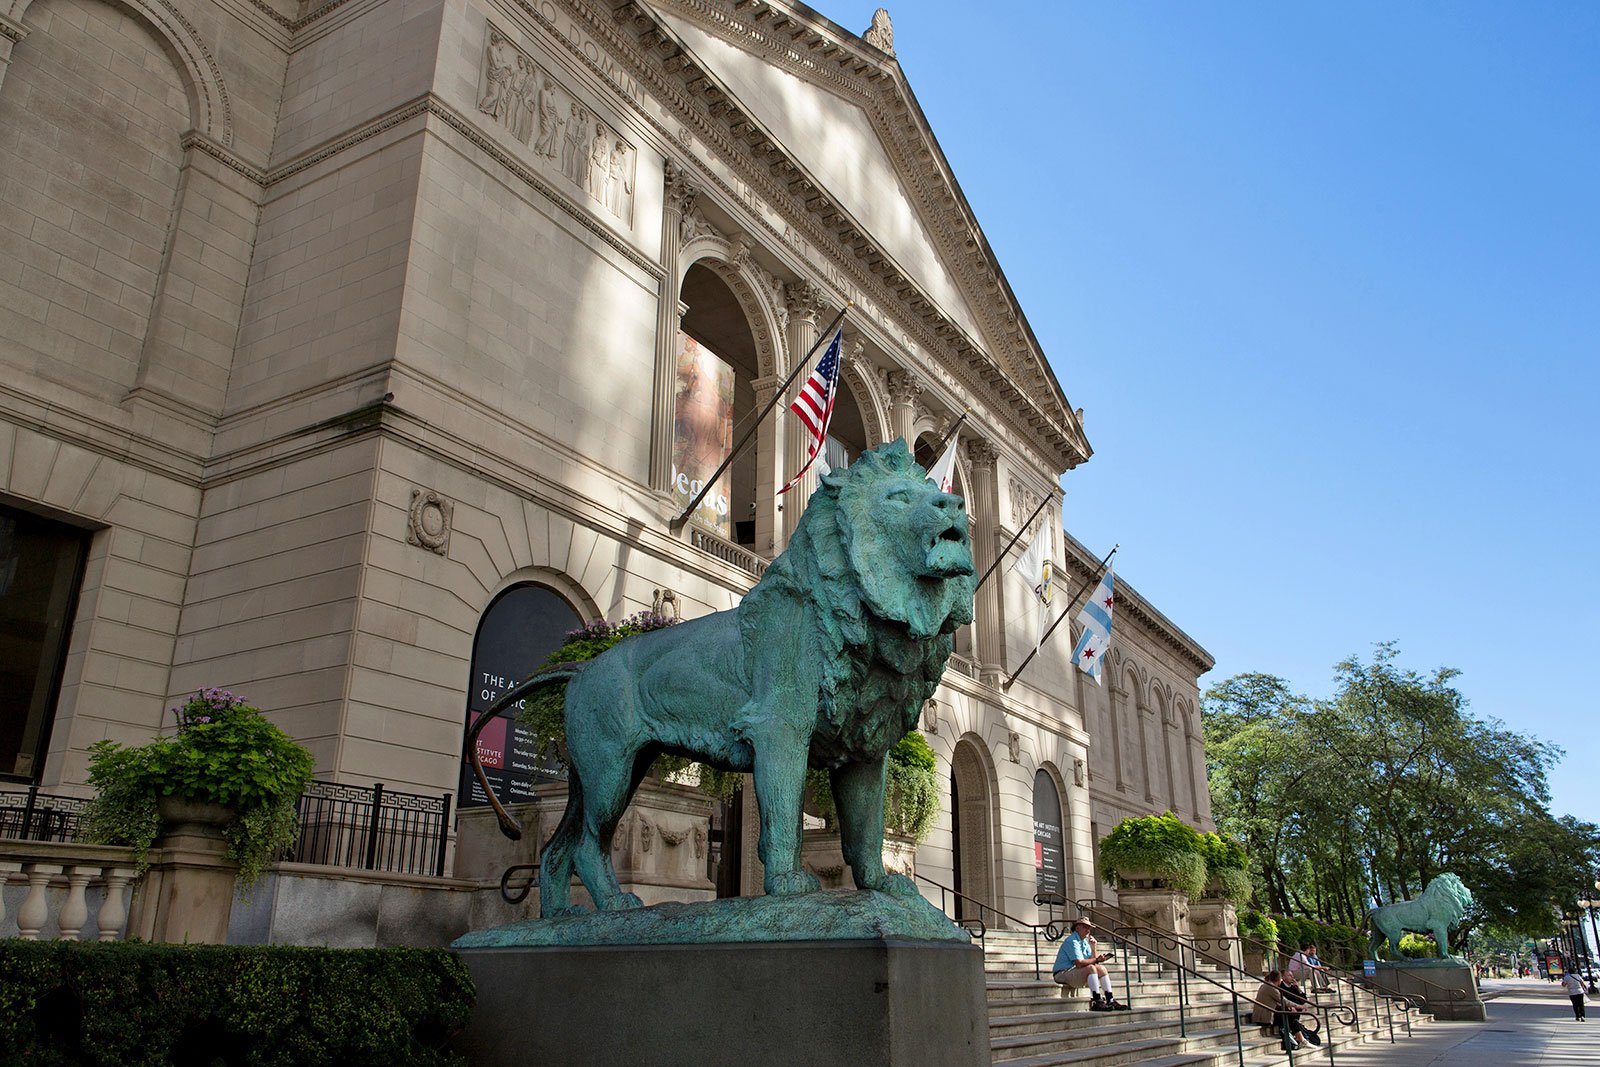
979,929,1432,1067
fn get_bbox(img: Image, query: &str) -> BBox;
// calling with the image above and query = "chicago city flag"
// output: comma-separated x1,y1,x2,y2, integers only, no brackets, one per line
778,327,844,495
1072,568,1115,683
1010,521,1053,650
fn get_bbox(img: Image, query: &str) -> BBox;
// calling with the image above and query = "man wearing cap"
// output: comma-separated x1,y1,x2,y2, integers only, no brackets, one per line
1051,917,1129,1011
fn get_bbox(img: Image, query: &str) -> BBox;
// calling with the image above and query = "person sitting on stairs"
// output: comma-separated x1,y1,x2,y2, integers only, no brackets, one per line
1051,917,1130,1011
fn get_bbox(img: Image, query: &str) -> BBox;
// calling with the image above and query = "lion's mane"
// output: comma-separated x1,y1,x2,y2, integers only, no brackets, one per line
739,442,976,765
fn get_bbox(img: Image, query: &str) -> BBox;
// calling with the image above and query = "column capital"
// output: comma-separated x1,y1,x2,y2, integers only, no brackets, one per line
965,438,997,472
885,368,923,405
663,159,696,217
783,280,824,325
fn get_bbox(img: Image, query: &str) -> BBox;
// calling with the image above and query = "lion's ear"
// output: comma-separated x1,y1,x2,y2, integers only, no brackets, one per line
820,467,848,490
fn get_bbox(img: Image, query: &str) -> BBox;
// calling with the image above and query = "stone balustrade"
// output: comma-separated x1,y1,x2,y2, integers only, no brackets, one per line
0,842,141,942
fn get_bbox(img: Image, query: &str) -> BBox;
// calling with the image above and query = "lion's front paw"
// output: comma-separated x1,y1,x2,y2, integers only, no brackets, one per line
766,869,821,896
867,873,920,900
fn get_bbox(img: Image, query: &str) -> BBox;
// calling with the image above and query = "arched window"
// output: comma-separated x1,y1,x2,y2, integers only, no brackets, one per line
458,583,583,808
676,264,763,548
1033,768,1067,900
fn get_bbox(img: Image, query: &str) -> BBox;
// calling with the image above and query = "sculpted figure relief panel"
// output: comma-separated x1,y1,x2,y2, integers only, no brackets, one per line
477,27,636,224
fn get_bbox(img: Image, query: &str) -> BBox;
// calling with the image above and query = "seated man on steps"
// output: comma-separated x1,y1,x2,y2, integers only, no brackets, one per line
1250,970,1308,1052
1051,917,1130,1011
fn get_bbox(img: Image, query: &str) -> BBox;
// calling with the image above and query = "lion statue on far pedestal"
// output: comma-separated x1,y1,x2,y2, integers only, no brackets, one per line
1367,873,1473,960
466,440,976,916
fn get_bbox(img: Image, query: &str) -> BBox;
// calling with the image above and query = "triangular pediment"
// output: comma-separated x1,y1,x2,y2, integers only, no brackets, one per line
654,7,990,344
633,0,1089,470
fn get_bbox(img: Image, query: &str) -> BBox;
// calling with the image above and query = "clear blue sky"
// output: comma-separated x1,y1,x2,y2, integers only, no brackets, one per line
823,1,1599,822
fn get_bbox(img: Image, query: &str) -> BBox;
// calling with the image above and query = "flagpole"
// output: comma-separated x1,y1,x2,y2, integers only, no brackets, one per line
1002,542,1119,691
669,304,850,534
972,492,1054,593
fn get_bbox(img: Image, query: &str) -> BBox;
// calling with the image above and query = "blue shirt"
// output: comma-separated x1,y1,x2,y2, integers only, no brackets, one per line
1053,931,1094,973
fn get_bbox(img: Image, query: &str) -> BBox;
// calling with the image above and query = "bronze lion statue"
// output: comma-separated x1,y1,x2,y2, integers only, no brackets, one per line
467,440,975,915
1367,872,1473,960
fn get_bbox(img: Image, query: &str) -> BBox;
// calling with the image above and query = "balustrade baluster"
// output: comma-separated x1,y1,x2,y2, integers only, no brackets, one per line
17,863,62,939
58,866,94,940
97,867,134,941
0,860,19,928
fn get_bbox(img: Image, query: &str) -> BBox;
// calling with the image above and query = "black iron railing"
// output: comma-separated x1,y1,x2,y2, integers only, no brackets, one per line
0,786,90,842
286,781,452,878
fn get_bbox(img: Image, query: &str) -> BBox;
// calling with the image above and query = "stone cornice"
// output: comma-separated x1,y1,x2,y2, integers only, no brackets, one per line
579,0,1086,472
1061,529,1215,675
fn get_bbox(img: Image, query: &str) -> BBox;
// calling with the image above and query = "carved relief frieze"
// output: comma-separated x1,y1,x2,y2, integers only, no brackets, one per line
407,489,453,554
1008,477,1045,531
651,587,680,620
478,26,636,226
921,699,938,735
1006,730,1021,764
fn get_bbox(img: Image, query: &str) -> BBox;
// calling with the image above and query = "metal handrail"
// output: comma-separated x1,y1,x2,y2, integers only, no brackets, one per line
914,873,1052,974
1050,894,1418,1049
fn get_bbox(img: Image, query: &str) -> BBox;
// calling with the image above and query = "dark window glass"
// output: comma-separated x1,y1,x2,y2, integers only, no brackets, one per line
0,503,88,781
459,584,583,808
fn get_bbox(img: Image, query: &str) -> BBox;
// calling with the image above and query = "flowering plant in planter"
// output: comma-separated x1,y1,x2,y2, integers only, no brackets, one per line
81,689,316,890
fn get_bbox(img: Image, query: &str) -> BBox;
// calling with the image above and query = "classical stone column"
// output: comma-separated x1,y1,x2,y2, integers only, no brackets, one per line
885,369,923,446
651,162,695,495
966,440,1004,684
780,280,824,544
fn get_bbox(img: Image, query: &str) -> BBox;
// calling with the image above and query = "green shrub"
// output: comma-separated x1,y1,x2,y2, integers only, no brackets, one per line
80,690,315,889
1272,915,1366,968
1096,812,1208,899
806,732,941,843
1398,933,1439,958
0,941,473,1066
1239,909,1280,952
1197,832,1253,902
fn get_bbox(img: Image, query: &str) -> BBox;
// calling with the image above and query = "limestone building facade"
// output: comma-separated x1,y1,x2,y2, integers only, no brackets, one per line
0,0,1212,923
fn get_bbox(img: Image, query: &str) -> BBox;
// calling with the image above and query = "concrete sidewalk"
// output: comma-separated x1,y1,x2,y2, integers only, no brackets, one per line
1327,977,1597,1065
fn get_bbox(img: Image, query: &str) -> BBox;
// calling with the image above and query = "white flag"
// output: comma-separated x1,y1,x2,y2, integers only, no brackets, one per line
1072,569,1115,684
1011,521,1053,650
925,437,958,494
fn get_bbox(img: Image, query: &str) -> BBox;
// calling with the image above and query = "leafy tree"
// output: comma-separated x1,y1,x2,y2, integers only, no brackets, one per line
1202,644,1599,947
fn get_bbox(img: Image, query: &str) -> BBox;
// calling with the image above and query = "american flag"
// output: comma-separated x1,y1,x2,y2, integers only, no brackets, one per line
778,328,844,495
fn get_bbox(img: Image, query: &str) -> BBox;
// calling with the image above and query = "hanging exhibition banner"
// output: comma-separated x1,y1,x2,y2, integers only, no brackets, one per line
671,331,734,538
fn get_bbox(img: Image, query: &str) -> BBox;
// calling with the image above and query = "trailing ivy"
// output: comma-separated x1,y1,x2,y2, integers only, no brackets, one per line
1239,909,1281,953
0,941,473,1066
804,732,941,844
1096,812,1208,899
1199,831,1255,903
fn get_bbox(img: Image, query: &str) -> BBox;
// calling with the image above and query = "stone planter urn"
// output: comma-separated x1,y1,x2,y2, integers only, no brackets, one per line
128,795,240,945
1113,869,1193,945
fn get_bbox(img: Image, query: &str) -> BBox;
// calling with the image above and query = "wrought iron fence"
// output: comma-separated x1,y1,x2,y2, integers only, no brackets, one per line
0,786,89,842
0,780,452,878
286,781,452,878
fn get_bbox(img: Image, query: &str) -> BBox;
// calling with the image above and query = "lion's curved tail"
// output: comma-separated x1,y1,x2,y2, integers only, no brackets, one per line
463,662,585,841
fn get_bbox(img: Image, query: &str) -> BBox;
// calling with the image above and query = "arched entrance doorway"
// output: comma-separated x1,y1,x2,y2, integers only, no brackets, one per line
1033,768,1067,902
949,738,995,921
458,582,583,808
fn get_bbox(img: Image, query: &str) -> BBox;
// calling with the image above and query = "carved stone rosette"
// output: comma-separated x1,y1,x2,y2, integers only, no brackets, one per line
407,489,453,554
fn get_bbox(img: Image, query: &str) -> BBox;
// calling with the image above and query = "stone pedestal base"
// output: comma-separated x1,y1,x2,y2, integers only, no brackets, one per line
454,939,987,1067
1372,961,1486,1021
128,823,238,944
1189,897,1241,970
1115,883,1193,941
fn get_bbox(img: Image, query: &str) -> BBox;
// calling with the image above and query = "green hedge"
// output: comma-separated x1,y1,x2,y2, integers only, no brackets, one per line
1271,914,1366,968
0,941,473,1066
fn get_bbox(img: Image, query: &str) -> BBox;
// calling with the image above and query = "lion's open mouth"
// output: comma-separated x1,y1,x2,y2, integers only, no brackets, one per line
924,524,974,577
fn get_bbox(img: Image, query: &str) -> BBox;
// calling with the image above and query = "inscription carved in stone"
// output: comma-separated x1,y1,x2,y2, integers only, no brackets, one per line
478,27,636,224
